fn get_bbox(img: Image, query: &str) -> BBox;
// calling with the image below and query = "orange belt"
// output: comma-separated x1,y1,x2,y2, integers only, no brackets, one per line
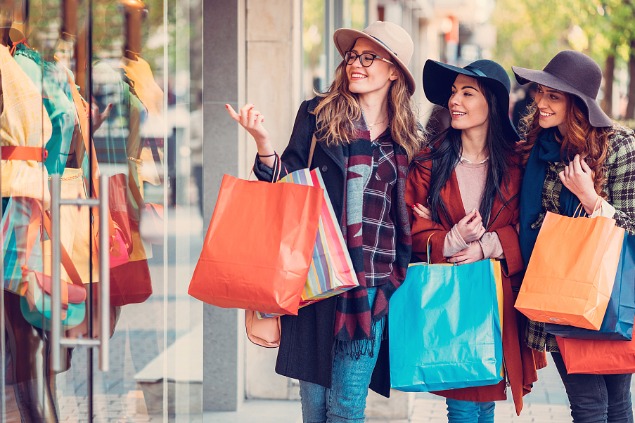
1,146,47,162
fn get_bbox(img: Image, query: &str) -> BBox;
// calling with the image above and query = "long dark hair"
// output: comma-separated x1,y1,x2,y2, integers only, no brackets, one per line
422,79,516,226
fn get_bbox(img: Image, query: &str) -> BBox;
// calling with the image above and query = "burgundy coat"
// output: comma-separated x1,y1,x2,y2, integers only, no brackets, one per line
404,148,547,415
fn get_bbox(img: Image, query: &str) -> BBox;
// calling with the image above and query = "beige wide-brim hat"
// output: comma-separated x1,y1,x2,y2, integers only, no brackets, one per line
333,21,415,95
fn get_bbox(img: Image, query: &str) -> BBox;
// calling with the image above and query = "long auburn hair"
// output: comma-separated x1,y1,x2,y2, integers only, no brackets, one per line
312,61,423,161
420,79,516,226
517,95,613,196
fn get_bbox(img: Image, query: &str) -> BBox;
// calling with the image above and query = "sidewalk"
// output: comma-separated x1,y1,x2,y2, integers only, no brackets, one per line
207,352,635,422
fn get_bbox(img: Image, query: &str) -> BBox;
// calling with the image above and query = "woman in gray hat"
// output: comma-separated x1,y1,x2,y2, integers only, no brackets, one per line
514,50,635,422
406,58,547,421
226,21,422,421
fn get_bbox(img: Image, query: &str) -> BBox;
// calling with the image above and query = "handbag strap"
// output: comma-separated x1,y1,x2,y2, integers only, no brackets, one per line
40,208,85,287
66,70,99,198
307,134,317,169
21,199,84,287
66,70,118,241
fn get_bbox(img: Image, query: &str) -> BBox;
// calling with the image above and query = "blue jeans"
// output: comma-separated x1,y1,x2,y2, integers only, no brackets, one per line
299,288,383,423
446,398,495,423
552,352,633,423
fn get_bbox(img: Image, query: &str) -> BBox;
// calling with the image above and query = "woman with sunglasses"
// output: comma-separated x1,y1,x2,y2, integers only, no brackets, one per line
514,50,635,423
226,21,422,421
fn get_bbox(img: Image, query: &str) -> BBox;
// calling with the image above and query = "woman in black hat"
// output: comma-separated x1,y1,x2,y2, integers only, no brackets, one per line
406,59,547,421
226,21,422,421
514,50,635,423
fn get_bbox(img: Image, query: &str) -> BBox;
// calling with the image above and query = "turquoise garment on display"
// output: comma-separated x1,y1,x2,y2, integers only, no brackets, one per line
13,44,76,175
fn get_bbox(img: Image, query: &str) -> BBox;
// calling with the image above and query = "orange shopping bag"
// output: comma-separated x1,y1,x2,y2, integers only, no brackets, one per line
515,212,624,330
188,174,323,315
556,334,635,374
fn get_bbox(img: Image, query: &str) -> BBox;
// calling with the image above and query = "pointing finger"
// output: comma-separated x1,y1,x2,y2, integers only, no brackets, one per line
225,104,240,121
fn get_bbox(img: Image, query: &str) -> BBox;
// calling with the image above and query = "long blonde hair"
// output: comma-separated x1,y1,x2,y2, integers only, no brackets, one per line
518,97,613,196
313,61,423,161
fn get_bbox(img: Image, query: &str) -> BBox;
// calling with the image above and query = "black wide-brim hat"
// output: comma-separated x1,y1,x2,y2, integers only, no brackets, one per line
423,59,519,142
512,50,612,128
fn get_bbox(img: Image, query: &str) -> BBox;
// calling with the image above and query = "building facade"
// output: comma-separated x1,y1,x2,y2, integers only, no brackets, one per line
0,0,494,420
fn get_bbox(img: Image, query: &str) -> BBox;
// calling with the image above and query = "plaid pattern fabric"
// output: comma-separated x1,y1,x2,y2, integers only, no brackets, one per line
363,137,398,285
254,134,411,345
526,125,635,352
334,130,410,343
605,126,635,234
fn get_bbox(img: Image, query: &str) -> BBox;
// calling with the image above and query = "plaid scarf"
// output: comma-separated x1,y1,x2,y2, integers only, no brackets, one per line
333,125,412,356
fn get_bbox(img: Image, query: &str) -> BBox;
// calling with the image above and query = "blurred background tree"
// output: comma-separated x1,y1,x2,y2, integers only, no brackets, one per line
494,0,635,120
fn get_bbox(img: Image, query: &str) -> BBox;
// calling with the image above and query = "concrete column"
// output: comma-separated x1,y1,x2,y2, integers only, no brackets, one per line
243,0,301,399
202,0,245,412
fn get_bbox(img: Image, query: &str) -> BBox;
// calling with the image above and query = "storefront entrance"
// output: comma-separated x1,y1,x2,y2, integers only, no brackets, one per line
1,0,204,420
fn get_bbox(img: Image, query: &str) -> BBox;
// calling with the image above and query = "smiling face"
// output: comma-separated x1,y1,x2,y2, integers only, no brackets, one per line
346,38,398,99
534,84,570,134
448,74,489,134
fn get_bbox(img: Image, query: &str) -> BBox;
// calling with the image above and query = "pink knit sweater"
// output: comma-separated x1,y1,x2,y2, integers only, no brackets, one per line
443,158,504,259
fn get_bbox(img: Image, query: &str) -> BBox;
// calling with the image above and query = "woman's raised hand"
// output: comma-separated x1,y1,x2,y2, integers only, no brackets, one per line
225,103,270,147
456,209,486,243
559,154,599,214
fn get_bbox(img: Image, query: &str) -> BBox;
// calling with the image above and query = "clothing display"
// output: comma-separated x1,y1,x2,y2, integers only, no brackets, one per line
2,11,166,420
0,44,52,203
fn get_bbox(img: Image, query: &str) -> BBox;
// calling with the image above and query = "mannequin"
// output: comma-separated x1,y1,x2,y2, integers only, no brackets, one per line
2,0,59,419
2,0,84,420
0,1,11,47
121,0,145,61
7,0,27,45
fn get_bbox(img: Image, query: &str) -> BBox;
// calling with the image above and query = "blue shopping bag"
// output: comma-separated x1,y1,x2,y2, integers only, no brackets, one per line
389,259,503,392
545,233,635,340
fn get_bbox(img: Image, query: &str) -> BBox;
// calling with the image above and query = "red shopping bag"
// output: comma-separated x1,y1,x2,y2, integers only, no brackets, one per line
556,334,635,374
188,174,323,315
109,223,152,306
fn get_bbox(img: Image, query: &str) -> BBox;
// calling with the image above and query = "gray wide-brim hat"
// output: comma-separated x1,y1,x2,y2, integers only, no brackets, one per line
512,50,612,128
423,59,520,142
333,21,416,95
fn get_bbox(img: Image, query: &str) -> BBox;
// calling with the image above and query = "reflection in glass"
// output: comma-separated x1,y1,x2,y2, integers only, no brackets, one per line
1,0,203,420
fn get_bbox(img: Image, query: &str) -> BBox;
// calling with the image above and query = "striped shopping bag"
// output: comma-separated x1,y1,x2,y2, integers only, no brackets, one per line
280,168,359,307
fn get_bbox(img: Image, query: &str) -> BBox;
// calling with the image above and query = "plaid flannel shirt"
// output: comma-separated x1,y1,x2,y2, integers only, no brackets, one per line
526,125,635,352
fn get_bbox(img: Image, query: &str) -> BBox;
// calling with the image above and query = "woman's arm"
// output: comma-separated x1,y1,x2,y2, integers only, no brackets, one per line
225,103,276,168
405,161,450,263
227,99,317,182
605,129,635,234
559,129,635,234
